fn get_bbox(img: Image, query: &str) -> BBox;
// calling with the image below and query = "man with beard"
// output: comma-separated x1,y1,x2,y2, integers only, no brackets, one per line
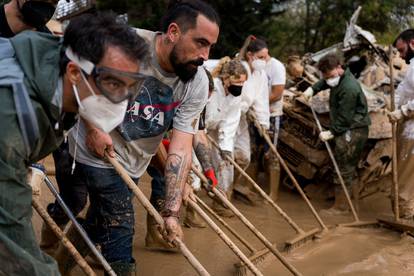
52,1,220,274
388,29,414,220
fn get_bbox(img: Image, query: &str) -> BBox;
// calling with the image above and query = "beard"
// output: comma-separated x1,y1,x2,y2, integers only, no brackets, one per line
170,46,204,82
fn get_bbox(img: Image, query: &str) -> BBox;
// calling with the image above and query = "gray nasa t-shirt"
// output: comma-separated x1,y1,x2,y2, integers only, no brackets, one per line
68,28,208,178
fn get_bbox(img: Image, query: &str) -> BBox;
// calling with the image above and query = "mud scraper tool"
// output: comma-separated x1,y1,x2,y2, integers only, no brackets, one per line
247,110,329,233
207,134,320,252
105,152,211,276
192,164,303,276
147,143,263,275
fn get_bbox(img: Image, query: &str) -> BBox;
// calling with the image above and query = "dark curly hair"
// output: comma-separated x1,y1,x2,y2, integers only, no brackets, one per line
63,12,148,67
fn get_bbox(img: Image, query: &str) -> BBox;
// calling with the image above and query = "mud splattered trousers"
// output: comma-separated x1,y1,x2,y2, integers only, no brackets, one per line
55,159,138,265
395,122,414,218
234,115,251,170
0,96,58,275
209,130,234,194
332,127,368,193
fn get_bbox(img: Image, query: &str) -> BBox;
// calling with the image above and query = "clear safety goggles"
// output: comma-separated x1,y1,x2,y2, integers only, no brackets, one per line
65,47,147,104
91,67,147,103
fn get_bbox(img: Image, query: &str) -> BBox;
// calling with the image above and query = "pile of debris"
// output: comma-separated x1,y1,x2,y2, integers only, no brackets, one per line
279,7,406,199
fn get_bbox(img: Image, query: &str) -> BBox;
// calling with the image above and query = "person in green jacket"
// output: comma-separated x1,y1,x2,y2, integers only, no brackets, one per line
303,53,370,213
0,13,148,275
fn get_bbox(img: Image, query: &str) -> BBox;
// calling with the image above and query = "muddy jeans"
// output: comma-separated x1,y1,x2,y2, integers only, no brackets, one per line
333,127,368,193
55,159,138,264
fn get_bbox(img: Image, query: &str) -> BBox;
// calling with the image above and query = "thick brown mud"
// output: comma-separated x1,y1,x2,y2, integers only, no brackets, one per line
32,166,414,276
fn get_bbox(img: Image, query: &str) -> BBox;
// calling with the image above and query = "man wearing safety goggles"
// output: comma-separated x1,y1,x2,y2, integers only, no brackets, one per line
0,12,148,276
0,0,57,37
50,1,219,274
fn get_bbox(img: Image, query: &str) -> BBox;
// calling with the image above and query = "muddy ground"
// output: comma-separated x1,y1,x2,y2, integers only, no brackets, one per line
32,163,414,276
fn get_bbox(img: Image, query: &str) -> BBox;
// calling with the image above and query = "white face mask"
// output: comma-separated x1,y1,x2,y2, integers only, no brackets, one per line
72,73,128,133
326,75,340,87
252,59,266,71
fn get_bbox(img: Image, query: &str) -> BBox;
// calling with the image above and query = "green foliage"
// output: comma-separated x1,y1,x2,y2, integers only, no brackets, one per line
95,0,414,61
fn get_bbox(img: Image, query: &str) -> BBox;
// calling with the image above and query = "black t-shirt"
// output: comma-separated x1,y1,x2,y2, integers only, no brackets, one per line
0,5,15,38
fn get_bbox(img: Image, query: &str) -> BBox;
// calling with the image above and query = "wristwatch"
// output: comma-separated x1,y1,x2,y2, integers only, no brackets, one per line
160,209,180,219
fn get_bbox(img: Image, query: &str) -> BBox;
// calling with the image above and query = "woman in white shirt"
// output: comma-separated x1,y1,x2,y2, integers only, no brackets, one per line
205,57,248,217
231,39,271,203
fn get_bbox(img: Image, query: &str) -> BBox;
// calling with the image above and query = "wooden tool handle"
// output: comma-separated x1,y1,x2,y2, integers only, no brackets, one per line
247,110,328,230
187,192,263,276
389,46,400,221
191,164,302,276
105,153,210,276
32,199,96,276
195,195,256,253
207,135,304,234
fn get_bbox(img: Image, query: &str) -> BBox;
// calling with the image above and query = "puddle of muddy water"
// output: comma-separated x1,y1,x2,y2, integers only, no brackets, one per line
263,227,414,276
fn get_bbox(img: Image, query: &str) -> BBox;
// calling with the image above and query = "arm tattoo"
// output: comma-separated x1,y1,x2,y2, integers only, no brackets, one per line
164,153,187,212
194,142,214,171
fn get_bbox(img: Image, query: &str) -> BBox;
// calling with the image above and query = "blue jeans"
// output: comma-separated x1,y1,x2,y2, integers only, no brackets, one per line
57,160,137,264
52,146,166,263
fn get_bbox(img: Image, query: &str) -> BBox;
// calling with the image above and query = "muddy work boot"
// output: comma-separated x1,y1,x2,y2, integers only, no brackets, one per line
266,156,280,202
54,224,91,275
145,213,178,252
184,204,206,228
107,261,137,276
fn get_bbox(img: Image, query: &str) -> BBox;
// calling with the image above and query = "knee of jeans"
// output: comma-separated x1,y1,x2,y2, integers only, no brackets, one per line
103,197,135,230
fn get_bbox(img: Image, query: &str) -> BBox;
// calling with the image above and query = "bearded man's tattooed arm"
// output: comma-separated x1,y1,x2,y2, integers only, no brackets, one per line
163,129,193,212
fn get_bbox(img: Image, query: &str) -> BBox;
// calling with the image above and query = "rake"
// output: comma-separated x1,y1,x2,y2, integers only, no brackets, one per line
247,110,329,233
191,164,303,276
186,189,263,275
106,153,210,276
207,134,320,251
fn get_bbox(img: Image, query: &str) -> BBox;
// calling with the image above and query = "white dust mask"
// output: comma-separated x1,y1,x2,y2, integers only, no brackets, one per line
73,73,128,133
252,59,266,71
326,76,340,87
